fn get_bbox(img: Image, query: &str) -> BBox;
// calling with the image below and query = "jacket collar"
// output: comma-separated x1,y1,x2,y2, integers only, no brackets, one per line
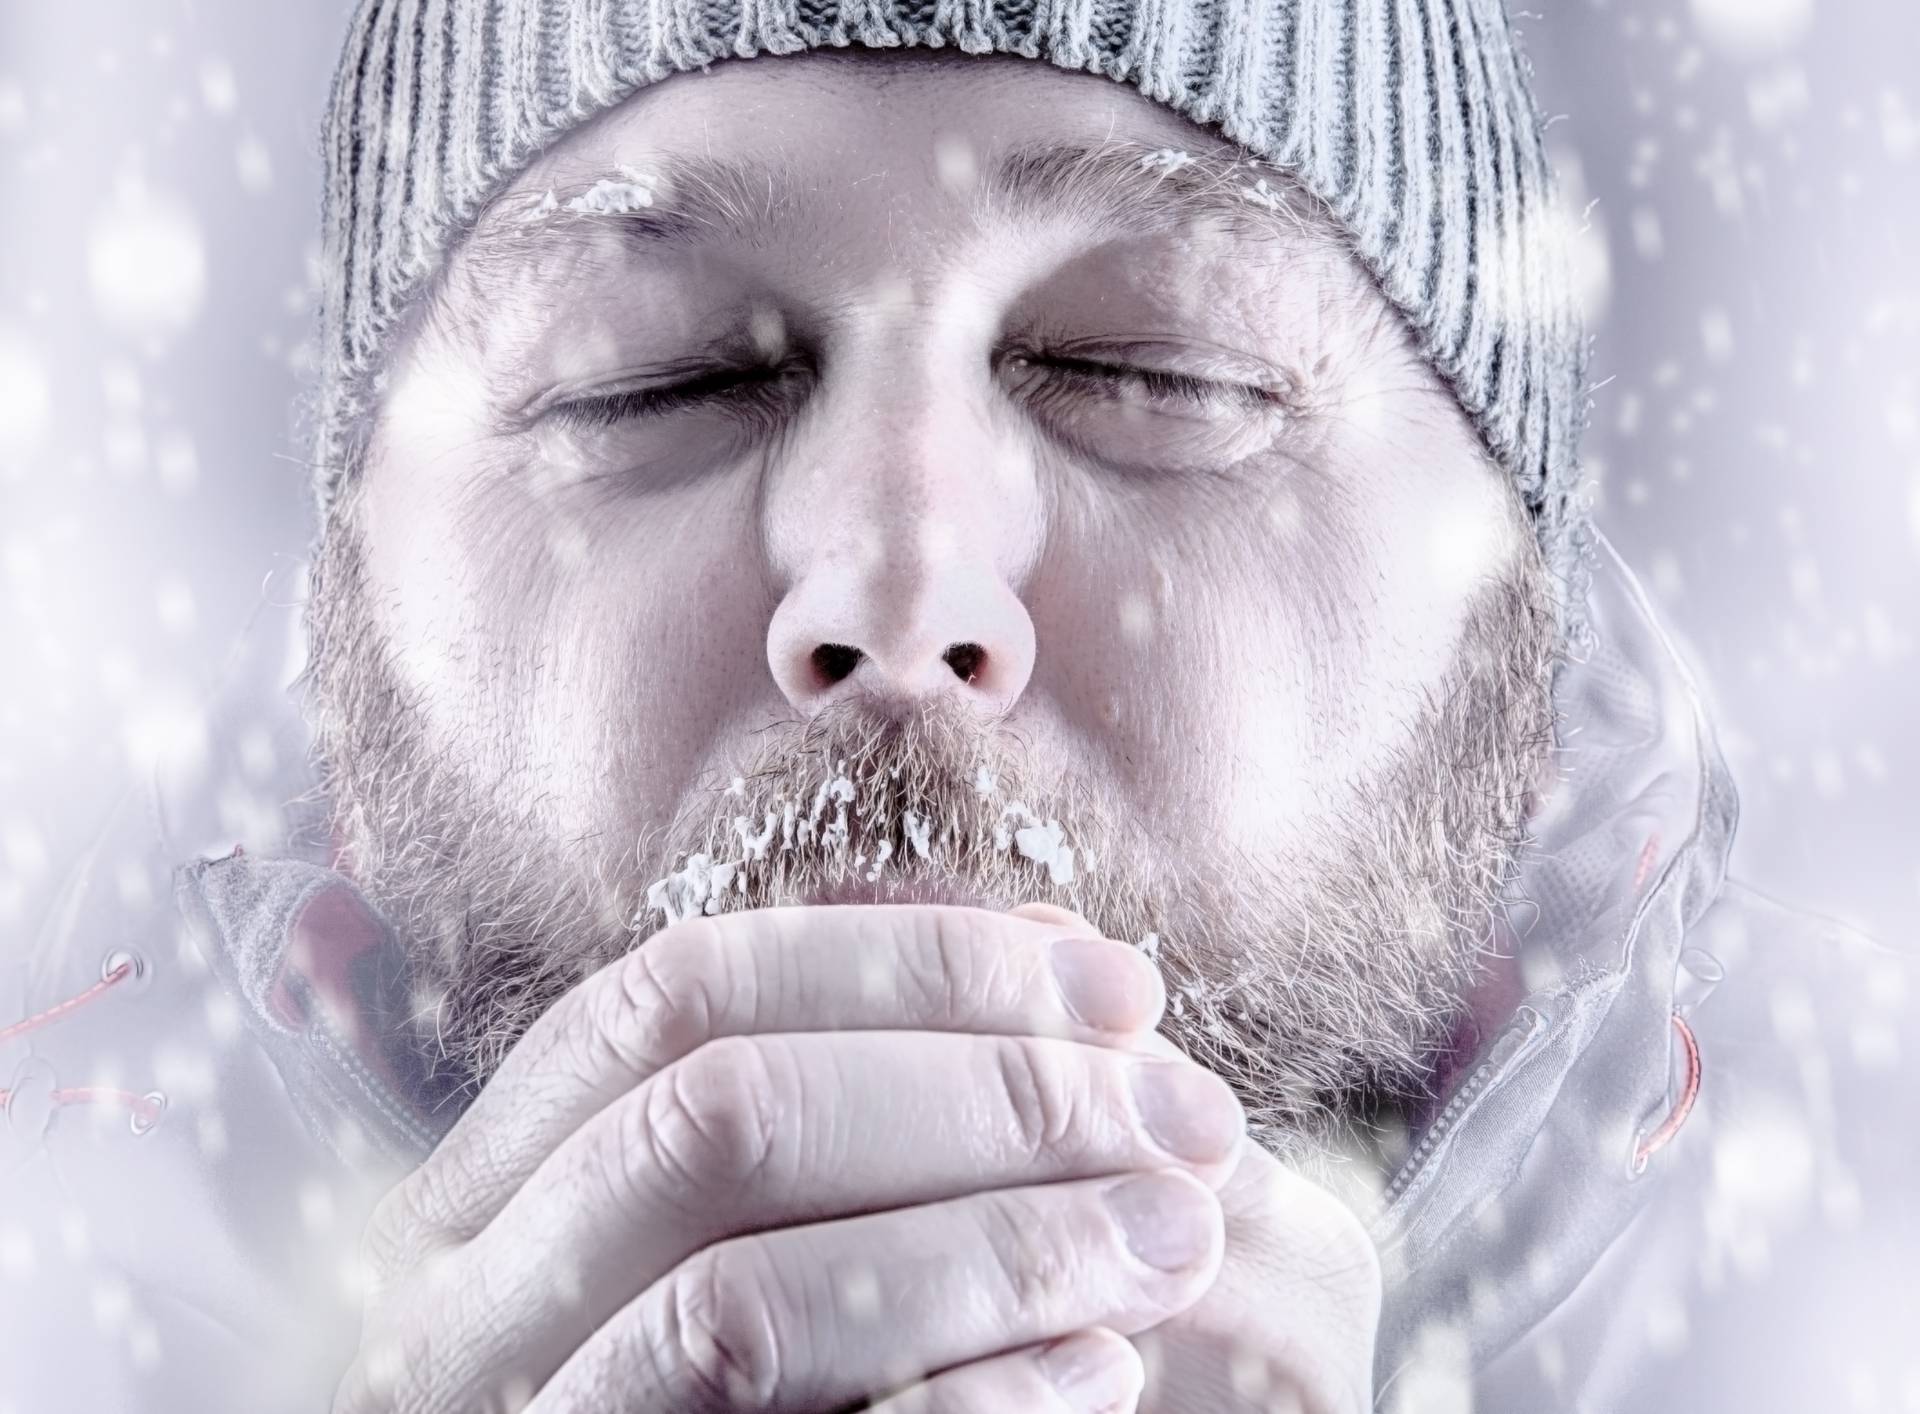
1367,531,1739,1386
174,844,464,1167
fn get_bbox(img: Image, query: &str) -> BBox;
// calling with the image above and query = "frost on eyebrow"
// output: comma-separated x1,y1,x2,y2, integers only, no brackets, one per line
513,168,662,227
559,165,660,216
438,167,682,328
1239,177,1290,212
1139,147,1198,175
972,136,1347,256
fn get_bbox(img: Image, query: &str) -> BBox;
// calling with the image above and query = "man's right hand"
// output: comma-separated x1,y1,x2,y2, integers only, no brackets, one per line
331,903,1246,1413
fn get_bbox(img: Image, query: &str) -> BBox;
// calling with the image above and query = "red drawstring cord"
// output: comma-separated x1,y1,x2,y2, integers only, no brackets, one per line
1631,831,1663,895
1624,829,1703,1173
0,958,134,1045
1632,1012,1701,1174
1,957,165,1131
0,1086,166,1128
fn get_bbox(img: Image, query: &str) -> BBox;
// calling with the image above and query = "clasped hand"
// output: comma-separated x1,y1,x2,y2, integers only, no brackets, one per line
334,903,1381,1413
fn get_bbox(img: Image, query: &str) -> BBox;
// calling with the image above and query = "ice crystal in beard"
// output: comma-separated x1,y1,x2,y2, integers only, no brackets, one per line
634,694,1111,929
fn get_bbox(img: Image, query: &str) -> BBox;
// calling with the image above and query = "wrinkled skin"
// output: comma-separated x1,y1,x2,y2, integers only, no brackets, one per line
314,48,1555,1414
334,903,1382,1412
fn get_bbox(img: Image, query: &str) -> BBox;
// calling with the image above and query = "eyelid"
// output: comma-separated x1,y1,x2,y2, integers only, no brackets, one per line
546,360,804,432
1012,333,1296,403
1002,347,1291,418
522,357,727,420
533,334,1291,439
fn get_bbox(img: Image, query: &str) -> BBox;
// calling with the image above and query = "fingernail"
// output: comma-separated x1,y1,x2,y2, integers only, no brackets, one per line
1037,1330,1139,1412
1129,1061,1245,1165
1050,936,1160,1031
1104,1171,1218,1272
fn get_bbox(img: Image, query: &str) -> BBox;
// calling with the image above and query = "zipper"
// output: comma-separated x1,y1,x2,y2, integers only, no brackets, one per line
1372,1052,1500,1221
1370,1005,1553,1227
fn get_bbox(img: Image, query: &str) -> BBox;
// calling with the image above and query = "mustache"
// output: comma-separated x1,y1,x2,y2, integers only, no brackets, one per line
633,688,1108,931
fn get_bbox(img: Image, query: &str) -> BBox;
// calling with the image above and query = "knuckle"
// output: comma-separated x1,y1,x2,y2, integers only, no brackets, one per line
360,1169,441,1285
900,909,997,1026
660,1246,786,1410
358,1196,411,1290
595,925,724,1075
341,1301,443,1414
637,1035,780,1199
990,1036,1079,1159
978,1190,1079,1317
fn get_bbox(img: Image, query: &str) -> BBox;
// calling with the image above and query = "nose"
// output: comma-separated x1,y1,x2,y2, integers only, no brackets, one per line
763,338,1039,723
767,547,1038,718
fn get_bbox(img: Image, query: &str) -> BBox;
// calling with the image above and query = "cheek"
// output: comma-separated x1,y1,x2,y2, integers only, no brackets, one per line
1350,430,1522,679
364,427,768,847
515,486,772,844
1300,413,1526,788
1034,473,1366,848
1037,424,1515,855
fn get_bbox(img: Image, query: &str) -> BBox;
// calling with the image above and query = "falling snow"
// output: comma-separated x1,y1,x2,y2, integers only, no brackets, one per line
85,178,208,336
0,4,1916,1410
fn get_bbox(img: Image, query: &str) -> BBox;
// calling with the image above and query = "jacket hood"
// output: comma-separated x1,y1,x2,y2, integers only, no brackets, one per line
1367,531,1738,1389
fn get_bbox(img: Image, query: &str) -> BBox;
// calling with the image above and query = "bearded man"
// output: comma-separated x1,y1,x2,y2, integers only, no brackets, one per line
5,2,1913,1412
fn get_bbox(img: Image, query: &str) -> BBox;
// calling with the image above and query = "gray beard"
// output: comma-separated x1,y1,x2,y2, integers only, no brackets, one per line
301,503,1560,1181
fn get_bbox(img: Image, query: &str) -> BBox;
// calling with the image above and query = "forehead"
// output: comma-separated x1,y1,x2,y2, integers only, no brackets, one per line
443,50,1350,304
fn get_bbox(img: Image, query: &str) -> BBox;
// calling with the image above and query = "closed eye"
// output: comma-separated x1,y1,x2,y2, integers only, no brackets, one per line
1008,352,1281,413
548,362,804,431
545,351,1282,433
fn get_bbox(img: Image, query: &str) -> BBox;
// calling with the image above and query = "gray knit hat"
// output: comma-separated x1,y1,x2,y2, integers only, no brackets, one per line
312,0,1594,645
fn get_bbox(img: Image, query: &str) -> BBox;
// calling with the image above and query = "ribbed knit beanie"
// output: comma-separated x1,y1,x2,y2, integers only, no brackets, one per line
312,0,1595,647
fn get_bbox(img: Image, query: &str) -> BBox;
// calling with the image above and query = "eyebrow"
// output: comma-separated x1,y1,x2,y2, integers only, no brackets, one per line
453,138,1328,304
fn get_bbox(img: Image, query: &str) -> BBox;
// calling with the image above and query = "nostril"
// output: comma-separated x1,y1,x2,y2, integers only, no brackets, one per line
811,643,864,686
944,642,985,685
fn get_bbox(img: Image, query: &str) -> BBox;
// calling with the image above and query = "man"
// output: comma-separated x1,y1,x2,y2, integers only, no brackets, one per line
3,1,1911,1411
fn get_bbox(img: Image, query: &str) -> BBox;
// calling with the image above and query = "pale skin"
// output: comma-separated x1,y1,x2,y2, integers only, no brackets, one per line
333,48,1529,1414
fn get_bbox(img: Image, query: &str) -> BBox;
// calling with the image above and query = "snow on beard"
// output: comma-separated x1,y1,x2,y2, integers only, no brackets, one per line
636,694,1101,924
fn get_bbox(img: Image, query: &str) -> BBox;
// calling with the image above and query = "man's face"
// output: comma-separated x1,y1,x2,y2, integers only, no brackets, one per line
307,51,1558,1160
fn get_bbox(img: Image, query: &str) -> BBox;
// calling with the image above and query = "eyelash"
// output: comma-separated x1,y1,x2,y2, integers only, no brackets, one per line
548,354,1277,431
1003,353,1278,413
549,364,799,431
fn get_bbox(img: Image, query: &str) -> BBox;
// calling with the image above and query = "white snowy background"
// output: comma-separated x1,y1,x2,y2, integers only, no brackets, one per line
0,0,1914,960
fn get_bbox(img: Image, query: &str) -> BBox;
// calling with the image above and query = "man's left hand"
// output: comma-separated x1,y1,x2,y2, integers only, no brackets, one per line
1135,1137,1382,1413
1000,905,1383,1414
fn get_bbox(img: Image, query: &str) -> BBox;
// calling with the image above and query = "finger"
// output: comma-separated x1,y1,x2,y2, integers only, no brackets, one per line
1136,1148,1383,1412
866,1328,1144,1414
524,1168,1223,1413
381,1029,1240,1409
420,1030,1240,1404
1004,902,1101,934
1009,907,1171,1071
365,905,1161,1274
